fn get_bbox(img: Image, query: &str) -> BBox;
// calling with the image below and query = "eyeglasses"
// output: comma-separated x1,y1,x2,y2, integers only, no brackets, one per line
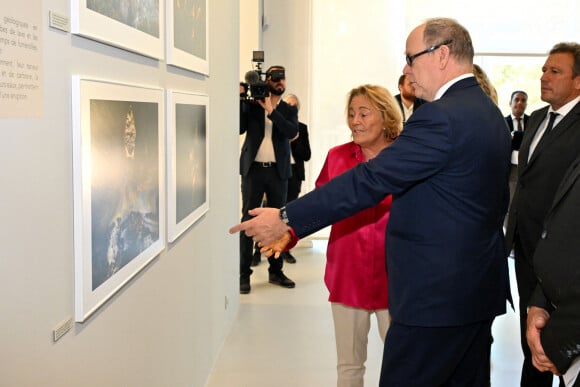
267,69,285,82
405,40,452,66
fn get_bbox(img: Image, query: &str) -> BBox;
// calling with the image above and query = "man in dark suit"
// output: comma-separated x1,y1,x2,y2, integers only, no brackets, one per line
231,18,511,386
394,74,426,124
505,41,580,387
506,90,530,151
526,154,580,387
505,90,530,226
239,65,298,294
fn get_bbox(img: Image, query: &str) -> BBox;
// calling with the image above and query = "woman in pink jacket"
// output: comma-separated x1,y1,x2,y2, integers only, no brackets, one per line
316,84,402,387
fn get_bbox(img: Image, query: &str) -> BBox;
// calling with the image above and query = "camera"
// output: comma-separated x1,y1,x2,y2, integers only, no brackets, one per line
242,51,285,101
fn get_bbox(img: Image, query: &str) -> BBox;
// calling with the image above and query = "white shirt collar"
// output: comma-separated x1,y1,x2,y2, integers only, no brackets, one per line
549,95,580,117
434,73,474,101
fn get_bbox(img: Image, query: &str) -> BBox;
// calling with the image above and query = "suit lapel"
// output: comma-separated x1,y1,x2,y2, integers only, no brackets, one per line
505,116,514,131
524,102,580,169
532,103,580,158
549,154,580,212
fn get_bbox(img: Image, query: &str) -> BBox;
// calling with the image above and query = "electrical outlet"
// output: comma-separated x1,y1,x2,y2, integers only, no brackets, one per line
53,317,73,342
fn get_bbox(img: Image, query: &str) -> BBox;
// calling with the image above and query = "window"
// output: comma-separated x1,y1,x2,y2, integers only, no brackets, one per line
475,55,545,115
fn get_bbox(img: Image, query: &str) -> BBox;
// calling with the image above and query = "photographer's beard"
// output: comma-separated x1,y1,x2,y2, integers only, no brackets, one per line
269,85,285,96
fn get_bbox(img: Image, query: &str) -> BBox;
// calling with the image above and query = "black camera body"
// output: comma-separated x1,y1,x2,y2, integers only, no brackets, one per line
242,51,285,101
248,79,270,100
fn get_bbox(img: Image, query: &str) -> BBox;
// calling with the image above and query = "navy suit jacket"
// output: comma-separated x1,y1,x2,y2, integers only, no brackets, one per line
529,153,580,374
239,99,298,180
287,77,512,326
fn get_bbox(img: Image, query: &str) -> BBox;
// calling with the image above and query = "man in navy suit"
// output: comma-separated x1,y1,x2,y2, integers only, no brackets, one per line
232,18,511,386
506,42,580,387
238,65,299,294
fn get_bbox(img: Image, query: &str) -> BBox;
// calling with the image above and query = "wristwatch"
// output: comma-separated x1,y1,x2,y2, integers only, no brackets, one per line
279,206,289,224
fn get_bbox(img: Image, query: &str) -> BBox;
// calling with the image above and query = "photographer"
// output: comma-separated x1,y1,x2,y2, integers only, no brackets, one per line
238,65,299,294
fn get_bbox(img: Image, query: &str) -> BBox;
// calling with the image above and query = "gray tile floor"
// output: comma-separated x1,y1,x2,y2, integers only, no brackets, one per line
206,239,559,387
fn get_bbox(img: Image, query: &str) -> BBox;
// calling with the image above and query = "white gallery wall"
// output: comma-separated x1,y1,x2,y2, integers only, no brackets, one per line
0,0,240,386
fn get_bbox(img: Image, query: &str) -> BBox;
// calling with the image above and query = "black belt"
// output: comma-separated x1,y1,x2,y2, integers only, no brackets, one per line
254,161,276,167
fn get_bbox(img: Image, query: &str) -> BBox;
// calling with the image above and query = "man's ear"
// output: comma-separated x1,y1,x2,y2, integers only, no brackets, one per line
573,74,580,91
437,45,451,69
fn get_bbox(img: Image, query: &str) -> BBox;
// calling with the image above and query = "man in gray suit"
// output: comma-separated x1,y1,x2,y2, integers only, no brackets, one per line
506,41,580,387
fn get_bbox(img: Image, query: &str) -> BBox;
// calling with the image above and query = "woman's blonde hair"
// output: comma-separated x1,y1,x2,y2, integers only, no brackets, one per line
472,64,498,105
346,84,402,141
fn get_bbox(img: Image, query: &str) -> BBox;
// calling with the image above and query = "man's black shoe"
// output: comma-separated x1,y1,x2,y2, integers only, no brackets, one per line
240,276,251,294
283,251,296,264
251,249,261,266
269,271,295,288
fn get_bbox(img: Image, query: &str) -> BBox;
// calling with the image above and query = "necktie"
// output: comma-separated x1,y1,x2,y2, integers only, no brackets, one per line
516,117,523,131
542,112,559,138
530,112,560,159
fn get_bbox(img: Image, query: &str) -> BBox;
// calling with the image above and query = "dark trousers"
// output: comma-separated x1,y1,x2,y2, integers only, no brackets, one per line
287,165,302,203
379,320,493,387
514,240,561,387
240,163,287,277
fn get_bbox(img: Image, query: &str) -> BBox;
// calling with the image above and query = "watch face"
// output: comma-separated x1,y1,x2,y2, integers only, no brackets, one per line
280,207,289,224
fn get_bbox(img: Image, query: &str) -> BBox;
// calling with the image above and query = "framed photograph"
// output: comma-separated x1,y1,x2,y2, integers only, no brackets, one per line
72,77,166,322
166,0,209,75
71,0,164,60
166,91,209,242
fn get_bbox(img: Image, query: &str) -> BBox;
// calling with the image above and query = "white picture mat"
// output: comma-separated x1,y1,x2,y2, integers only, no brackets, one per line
72,77,166,322
166,90,210,242
71,0,164,59
165,0,209,74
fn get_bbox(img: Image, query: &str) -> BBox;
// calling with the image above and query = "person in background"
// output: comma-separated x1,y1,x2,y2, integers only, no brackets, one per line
505,90,530,225
242,80,268,268
231,18,512,386
238,65,298,294
279,93,311,264
506,90,530,151
506,41,580,387
317,85,400,387
394,74,426,125
240,81,248,99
